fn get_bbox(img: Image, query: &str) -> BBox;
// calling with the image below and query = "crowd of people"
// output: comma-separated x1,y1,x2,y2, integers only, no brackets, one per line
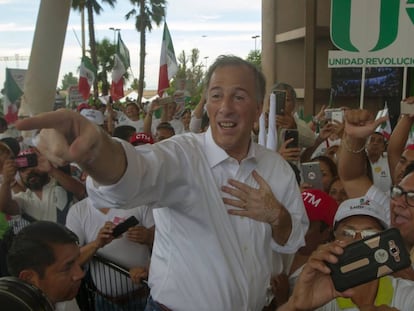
0,55,413,310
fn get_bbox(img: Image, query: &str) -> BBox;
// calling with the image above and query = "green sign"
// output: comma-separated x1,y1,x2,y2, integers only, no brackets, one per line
329,0,414,68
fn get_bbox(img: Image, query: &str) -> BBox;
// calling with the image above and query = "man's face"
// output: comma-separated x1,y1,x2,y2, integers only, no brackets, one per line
31,243,84,304
394,149,414,183
205,65,261,161
391,173,414,247
19,168,49,191
366,133,385,158
126,104,139,118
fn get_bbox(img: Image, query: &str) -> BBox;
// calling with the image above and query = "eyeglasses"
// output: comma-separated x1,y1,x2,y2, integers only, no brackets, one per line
335,228,380,240
390,185,414,207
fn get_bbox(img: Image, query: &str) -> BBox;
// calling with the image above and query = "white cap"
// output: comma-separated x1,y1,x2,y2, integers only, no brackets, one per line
80,109,104,125
334,197,389,229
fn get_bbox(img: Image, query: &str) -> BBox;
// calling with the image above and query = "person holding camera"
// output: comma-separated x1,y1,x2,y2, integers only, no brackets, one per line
66,198,154,310
0,148,86,224
278,196,414,311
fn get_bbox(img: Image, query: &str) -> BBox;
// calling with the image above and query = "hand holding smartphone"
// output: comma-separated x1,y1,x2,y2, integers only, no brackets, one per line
400,100,414,115
327,228,411,292
112,216,139,238
15,153,38,169
301,162,323,190
282,129,299,148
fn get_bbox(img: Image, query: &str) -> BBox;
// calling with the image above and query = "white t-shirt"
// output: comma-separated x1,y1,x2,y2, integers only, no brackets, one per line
66,198,154,296
117,117,145,133
86,129,308,311
13,179,71,223
370,155,392,193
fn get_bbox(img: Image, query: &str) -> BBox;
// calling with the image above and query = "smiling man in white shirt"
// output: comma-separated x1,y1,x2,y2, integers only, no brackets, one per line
16,55,308,311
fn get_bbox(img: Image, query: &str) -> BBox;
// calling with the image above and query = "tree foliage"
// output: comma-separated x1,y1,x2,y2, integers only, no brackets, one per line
71,0,117,97
246,49,261,69
125,0,167,105
169,48,205,106
60,72,78,90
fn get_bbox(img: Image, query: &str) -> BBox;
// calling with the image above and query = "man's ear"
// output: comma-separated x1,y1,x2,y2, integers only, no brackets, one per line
19,269,40,286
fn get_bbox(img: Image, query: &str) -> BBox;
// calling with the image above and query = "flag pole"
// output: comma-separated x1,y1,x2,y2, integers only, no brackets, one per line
359,66,366,109
402,67,408,100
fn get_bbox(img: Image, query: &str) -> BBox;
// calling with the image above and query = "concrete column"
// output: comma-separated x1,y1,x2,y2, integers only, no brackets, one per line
21,0,72,116
261,0,276,111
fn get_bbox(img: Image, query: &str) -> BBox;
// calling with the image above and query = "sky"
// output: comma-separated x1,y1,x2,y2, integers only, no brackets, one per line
0,0,261,91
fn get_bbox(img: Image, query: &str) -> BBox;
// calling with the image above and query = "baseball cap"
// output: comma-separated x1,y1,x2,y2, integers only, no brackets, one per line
301,189,339,228
80,109,104,125
129,132,154,145
334,197,389,229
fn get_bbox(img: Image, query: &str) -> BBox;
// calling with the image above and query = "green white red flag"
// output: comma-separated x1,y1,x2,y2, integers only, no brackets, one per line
78,56,96,100
3,68,25,124
110,33,130,101
158,22,178,96
375,103,392,140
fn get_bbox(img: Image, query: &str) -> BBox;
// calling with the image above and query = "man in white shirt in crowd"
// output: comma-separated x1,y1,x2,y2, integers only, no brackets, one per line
16,55,308,311
66,198,154,310
366,131,391,193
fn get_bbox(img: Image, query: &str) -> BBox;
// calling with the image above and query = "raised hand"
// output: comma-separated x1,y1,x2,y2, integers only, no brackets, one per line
344,109,387,140
15,109,126,185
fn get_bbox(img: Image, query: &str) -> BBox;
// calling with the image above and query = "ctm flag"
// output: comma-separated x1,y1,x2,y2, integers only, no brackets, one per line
3,68,26,124
158,22,178,96
78,56,96,100
111,33,130,101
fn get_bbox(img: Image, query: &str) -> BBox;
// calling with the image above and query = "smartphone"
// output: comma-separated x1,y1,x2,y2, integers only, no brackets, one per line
325,108,343,122
273,90,286,115
328,228,411,292
15,153,38,169
301,162,323,190
283,129,299,148
400,100,414,115
112,216,139,238
331,109,344,123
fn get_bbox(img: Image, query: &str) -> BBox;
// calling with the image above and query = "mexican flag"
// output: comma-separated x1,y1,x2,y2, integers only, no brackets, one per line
3,68,26,124
78,56,96,100
110,33,130,101
158,22,178,96
375,104,392,140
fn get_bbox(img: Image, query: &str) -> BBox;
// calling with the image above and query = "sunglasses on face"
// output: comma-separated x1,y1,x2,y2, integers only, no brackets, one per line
335,228,380,240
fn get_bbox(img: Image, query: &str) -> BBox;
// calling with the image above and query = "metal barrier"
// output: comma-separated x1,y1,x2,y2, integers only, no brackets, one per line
77,254,149,311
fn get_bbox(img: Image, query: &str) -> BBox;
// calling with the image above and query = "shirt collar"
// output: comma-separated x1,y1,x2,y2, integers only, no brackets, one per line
204,127,257,168
336,276,393,309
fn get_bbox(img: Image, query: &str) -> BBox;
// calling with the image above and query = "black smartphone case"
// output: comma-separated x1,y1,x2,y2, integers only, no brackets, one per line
328,228,411,292
284,130,299,148
273,91,286,115
112,216,139,238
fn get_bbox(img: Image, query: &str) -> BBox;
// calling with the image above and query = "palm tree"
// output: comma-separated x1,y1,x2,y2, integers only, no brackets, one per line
126,0,167,105
95,38,116,96
71,0,117,97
